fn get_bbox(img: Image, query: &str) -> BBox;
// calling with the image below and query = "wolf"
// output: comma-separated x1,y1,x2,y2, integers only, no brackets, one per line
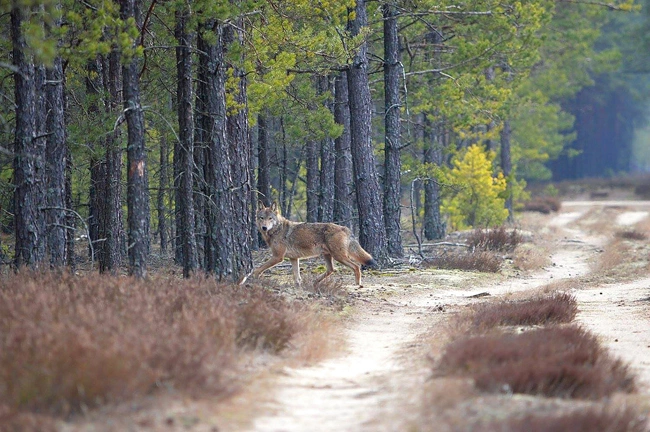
251,202,375,287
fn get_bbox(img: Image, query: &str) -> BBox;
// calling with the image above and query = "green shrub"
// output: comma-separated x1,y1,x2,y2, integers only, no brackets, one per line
442,145,509,230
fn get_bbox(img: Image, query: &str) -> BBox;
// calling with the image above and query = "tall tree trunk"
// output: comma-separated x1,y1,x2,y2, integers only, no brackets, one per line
45,54,67,267
193,36,207,269
333,73,352,229
12,3,46,268
347,0,387,262
86,58,104,265
501,119,514,222
121,0,148,278
102,52,125,272
319,76,335,222
157,135,169,252
279,117,289,215
200,21,234,279
175,9,198,276
383,3,403,257
225,22,253,280
257,113,272,206
423,117,446,240
306,139,319,222
65,145,75,270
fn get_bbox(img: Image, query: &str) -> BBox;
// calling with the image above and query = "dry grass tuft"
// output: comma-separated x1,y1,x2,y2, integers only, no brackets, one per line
436,325,636,399
512,244,551,272
498,406,648,432
302,275,349,303
594,239,629,274
615,229,648,241
467,227,523,253
0,271,306,416
425,251,502,273
0,405,58,432
469,292,578,330
523,197,562,214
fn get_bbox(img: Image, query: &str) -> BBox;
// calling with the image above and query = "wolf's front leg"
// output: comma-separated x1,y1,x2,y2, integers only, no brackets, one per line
290,258,302,286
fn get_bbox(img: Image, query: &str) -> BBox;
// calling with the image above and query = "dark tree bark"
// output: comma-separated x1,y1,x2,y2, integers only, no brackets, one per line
333,73,353,229
500,119,514,222
45,54,67,267
257,113,272,206
86,58,104,265
157,134,169,253
225,22,253,280
319,76,335,222
383,3,403,257
199,21,234,279
193,37,207,269
279,117,289,214
12,3,46,268
347,0,387,262
102,52,125,272
121,0,149,278
423,117,446,240
65,145,75,270
306,139,319,222
175,9,198,276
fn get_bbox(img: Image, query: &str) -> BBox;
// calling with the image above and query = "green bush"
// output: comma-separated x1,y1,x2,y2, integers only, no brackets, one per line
442,145,509,230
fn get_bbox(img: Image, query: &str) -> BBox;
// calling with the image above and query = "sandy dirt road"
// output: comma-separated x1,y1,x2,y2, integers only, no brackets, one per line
246,201,650,432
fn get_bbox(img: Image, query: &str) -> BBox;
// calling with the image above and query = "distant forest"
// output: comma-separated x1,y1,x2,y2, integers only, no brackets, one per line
2,0,649,277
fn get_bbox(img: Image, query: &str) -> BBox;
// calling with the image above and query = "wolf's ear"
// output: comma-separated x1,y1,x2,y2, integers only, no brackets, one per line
271,202,278,213
257,200,265,210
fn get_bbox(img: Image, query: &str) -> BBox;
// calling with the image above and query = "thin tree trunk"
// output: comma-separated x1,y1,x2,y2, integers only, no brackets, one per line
257,113,272,206
319,76,335,222
334,73,352,229
175,9,198,276
383,2,403,257
306,139,319,222
103,52,125,273
157,135,168,252
12,3,46,268
347,0,387,262
200,21,234,279
45,54,67,267
65,144,75,270
501,119,514,222
423,117,446,240
280,117,289,214
121,0,148,278
225,22,253,280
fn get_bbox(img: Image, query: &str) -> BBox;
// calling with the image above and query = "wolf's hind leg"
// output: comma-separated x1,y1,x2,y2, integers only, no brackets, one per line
333,254,362,286
316,254,335,283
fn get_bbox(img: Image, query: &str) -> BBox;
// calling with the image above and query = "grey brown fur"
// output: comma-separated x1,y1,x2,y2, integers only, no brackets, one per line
252,202,375,286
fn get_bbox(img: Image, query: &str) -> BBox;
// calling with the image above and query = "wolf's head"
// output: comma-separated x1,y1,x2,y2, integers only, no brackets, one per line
256,202,280,233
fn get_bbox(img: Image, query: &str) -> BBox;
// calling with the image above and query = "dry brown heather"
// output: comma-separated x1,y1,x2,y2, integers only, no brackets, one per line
436,325,636,400
523,196,562,214
426,251,502,273
467,292,578,330
0,271,308,417
494,406,648,432
466,227,523,252
615,229,648,241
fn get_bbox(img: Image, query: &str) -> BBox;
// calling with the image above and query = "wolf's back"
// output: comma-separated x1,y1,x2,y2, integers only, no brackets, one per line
348,240,377,267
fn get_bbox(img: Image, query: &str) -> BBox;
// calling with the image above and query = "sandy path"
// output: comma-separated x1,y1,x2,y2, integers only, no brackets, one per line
248,203,643,432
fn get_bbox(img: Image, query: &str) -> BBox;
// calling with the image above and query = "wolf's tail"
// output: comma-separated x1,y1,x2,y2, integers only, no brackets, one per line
349,240,377,268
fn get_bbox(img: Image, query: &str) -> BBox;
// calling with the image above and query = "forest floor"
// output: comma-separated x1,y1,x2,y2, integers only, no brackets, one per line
60,198,650,431
235,199,650,432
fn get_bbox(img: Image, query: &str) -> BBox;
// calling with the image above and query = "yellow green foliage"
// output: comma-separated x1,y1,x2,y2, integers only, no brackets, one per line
442,145,509,230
